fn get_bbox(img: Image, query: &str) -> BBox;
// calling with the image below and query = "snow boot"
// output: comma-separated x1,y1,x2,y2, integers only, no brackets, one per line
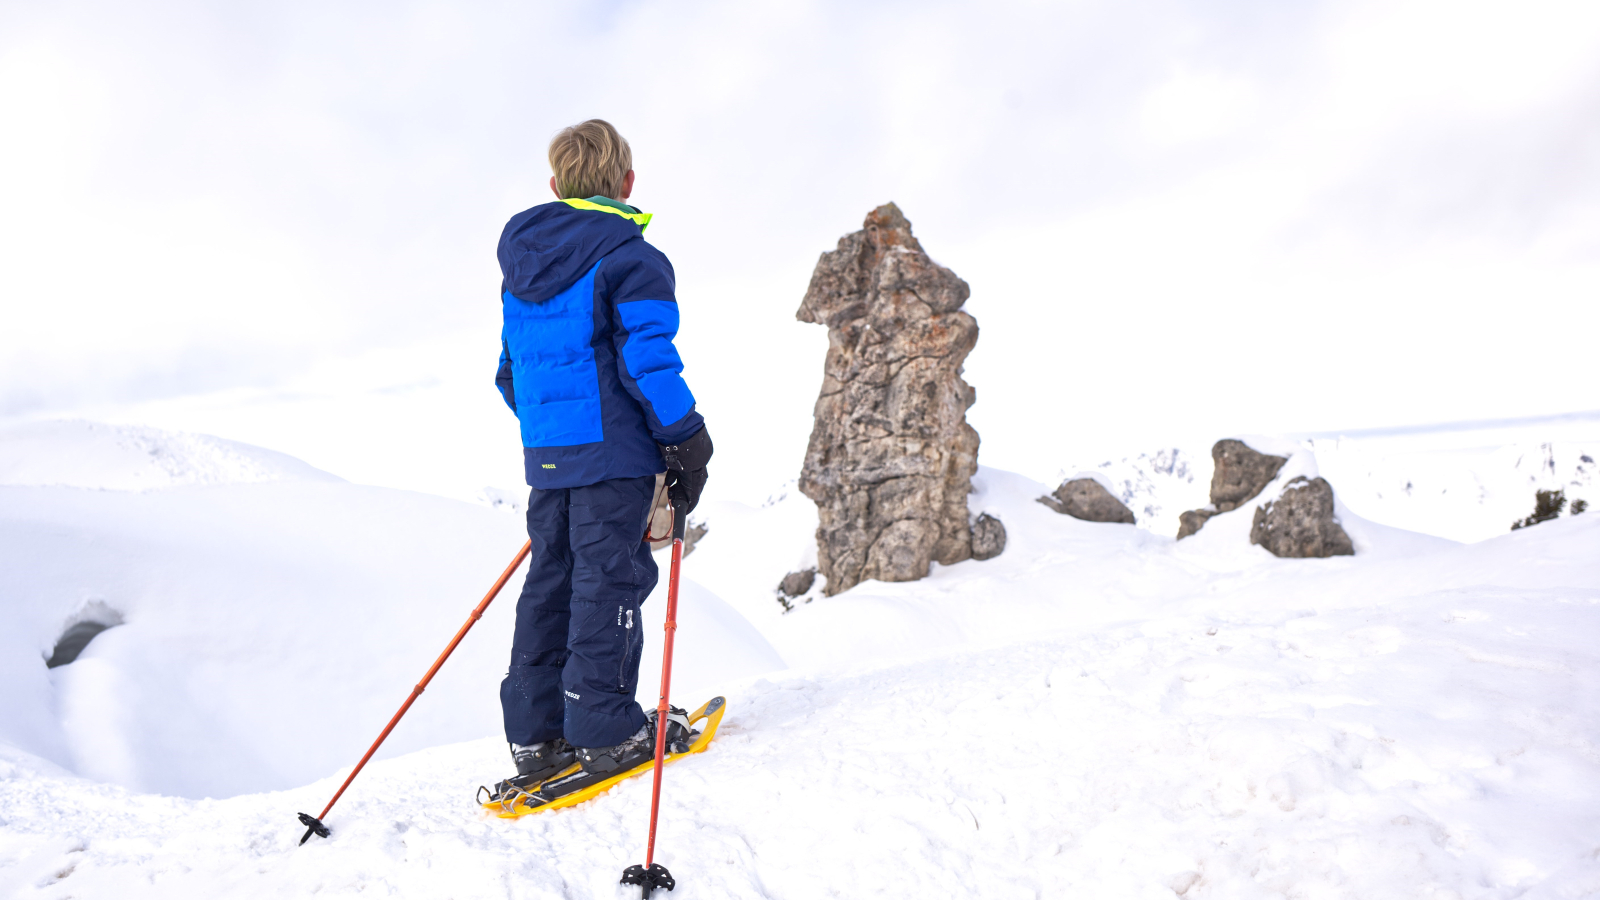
575,707,692,775
485,738,576,801
514,738,575,780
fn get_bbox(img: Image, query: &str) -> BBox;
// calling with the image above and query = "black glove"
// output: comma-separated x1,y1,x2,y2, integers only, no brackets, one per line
660,426,712,517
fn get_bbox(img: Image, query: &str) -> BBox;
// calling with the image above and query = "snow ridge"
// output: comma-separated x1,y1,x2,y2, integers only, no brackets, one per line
0,420,340,491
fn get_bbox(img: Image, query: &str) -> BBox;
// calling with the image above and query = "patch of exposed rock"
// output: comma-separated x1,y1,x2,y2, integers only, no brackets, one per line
1175,508,1214,540
1176,440,1288,539
778,568,817,598
1210,440,1288,511
797,203,984,595
1039,478,1136,524
1250,476,1354,558
775,568,818,611
970,513,1007,560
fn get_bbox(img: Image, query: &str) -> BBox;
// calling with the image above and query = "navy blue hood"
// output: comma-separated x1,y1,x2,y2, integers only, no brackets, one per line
498,201,647,303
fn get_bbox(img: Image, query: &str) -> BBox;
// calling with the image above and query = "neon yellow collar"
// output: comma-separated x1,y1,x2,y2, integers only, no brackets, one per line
560,197,651,233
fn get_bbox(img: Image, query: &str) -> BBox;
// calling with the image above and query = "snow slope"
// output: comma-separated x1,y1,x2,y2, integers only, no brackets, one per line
686,444,1462,674
1315,437,1598,543
0,425,783,800
0,420,341,491
2,426,1598,898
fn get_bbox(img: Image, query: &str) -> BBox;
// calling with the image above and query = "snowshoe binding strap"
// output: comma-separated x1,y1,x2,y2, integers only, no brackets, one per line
297,812,330,844
658,707,693,753
621,862,675,897
486,780,534,814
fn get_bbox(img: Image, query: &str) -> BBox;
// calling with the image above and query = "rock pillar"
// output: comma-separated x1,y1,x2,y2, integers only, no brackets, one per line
797,203,982,595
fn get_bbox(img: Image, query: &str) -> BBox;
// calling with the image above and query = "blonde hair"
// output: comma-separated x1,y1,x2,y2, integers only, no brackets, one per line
548,119,632,200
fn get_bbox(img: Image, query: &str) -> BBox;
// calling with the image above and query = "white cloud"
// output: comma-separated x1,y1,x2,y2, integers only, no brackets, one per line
1139,67,1259,145
1,0,1597,497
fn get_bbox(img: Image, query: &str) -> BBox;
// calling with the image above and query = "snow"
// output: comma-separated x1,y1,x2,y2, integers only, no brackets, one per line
0,420,341,491
1053,425,1598,545
0,425,782,800
2,422,1599,898
1315,438,1598,543
1059,447,1205,539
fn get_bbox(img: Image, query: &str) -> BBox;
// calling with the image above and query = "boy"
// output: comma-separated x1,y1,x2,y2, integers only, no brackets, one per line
492,119,712,790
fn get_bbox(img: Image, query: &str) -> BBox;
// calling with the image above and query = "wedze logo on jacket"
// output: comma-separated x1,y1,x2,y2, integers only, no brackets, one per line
495,197,705,490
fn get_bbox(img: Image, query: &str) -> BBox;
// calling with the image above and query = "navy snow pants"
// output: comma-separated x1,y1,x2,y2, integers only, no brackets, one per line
500,474,657,749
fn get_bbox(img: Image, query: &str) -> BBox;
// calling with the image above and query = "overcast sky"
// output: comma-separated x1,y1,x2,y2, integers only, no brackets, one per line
2,0,1598,500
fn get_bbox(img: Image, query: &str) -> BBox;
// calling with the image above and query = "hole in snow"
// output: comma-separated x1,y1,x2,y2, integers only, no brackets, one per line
46,601,124,668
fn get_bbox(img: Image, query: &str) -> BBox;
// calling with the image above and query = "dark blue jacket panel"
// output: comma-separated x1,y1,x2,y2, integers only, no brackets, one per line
499,200,636,304
496,201,705,490
495,340,516,411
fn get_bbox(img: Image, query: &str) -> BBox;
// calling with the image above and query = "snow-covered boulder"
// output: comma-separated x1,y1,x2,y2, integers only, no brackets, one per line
1177,438,1288,539
776,568,817,599
1209,438,1288,511
1039,477,1137,524
970,512,1007,559
1250,475,1354,557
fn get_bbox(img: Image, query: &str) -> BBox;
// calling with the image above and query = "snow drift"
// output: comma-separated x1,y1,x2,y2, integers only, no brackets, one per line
0,422,783,800
1,422,1597,898
0,420,341,491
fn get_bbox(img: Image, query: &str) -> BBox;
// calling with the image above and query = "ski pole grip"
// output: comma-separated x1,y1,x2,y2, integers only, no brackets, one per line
672,498,687,541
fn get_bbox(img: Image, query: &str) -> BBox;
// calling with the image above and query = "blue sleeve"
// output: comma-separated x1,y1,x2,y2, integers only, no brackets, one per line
606,248,705,444
495,337,516,413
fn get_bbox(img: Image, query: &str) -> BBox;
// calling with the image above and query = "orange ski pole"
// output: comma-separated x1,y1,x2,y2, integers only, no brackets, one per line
297,539,533,845
621,495,686,897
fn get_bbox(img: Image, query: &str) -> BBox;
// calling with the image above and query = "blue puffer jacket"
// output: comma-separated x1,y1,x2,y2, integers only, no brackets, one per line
495,198,705,490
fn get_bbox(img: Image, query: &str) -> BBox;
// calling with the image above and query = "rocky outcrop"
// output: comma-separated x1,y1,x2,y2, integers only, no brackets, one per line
1176,508,1214,540
1039,478,1136,524
775,568,818,612
970,513,1007,560
1176,440,1288,539
1249,477,1354,558
798,203,983,595
1210,440,1288,511
778,569,817,597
